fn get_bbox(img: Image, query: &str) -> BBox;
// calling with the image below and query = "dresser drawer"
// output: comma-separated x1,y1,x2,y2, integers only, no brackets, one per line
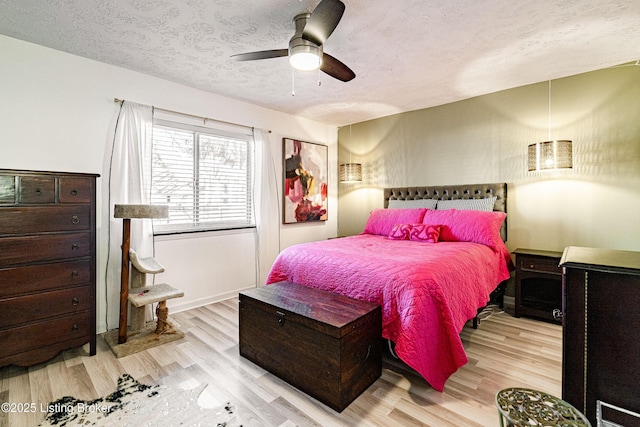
519,256,562,275
18,176,56,204
59,177,93,204
0,311,90,358
0,286,92,328
0,259,91,297
0,175,15,204
0,232,91,266
0,205,91,235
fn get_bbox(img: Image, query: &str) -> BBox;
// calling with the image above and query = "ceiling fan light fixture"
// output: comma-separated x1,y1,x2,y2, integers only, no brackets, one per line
289,44,321,71
231,1,354,82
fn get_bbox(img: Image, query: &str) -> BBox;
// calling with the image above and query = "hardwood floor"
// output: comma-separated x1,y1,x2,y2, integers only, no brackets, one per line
0,299,562,426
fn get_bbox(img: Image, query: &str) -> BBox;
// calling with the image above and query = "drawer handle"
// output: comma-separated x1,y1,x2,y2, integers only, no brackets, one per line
71,324,79,333
71,243,79,251
276,311,285,326
71,215,80,224
71,270,79,278
71,189,78,196
552,309,563,320
529,264,535,269
72,297,79,306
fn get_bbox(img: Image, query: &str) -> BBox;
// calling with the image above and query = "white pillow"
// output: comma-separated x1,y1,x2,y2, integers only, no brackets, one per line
436,196,497,212
388,198,438,209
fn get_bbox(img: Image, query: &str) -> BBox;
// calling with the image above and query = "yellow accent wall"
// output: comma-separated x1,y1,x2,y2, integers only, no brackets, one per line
338,65,640,255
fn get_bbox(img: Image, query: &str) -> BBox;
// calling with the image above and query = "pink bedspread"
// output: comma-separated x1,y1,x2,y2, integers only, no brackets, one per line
266,234,511,391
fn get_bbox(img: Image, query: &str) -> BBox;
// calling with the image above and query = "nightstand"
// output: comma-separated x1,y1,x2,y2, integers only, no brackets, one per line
514,248,563,324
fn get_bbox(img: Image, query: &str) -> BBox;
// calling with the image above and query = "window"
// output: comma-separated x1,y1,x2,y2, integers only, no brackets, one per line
151,119,255,234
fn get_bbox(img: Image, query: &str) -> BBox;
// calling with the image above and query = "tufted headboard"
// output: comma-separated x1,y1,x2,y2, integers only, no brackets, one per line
383,183,507,241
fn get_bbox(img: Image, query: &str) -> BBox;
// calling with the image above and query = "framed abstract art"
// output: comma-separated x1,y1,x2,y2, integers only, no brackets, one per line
283,138,328,223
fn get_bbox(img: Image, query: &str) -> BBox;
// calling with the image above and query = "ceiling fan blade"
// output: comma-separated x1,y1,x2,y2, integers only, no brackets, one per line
302,0,345,45
231,49,288,61
321,53,355,82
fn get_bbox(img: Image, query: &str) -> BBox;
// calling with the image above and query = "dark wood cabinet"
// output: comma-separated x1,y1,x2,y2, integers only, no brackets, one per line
561,246,640,426
0,169,98,367
514,248,563,324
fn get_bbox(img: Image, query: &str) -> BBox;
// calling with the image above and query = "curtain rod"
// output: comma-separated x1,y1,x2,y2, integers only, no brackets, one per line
113,98,269,132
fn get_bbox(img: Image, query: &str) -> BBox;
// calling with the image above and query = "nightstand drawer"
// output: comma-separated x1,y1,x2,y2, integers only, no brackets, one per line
519,256,562,275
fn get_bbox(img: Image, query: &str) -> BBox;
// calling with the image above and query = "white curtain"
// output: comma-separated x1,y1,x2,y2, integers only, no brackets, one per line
103,101,154,330
254,128,281,285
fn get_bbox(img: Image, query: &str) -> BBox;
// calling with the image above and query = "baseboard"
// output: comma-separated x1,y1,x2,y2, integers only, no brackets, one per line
168,285,257,314
97,285,257,334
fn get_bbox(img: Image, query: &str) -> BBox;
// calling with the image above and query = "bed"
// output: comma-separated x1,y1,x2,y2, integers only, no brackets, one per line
266,183,512,391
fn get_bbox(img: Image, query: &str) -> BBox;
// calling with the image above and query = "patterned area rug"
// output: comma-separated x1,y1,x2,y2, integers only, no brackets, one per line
39,373,242,426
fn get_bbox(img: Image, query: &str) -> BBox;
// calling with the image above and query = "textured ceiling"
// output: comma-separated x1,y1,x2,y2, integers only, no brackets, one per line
1,0,639,126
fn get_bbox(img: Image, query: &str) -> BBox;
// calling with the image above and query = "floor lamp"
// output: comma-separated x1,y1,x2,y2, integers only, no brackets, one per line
114,204,168,344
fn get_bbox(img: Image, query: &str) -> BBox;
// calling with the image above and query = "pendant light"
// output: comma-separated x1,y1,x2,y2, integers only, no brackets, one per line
528,80,573,171
339,124,362,183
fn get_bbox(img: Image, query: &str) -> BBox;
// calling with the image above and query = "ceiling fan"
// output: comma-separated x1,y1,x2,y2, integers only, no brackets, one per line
231,0,355,82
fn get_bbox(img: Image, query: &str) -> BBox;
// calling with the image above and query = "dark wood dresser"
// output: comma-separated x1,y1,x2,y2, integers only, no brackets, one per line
560,246,640,426
0,169,99,367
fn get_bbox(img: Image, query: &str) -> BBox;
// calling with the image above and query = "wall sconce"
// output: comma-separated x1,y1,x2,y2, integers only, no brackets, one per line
339,124,362,183
528,81,573,171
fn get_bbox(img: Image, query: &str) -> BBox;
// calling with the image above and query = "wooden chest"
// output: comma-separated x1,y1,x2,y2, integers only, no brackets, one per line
239,281,382,412
0,169,98,367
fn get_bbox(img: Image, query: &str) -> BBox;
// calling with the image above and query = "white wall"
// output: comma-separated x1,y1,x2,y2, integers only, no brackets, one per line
0,35,338,333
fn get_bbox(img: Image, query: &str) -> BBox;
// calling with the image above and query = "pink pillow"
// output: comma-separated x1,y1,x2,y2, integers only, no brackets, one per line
388,223,412,240
362,208,427,236
409,224,441,243
423,209,506,249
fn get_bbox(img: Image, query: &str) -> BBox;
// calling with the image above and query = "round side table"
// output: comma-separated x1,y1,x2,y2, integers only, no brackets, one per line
495,388,591,427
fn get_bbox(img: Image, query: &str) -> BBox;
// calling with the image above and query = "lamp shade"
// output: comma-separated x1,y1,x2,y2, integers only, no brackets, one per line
339,163,362,183
114,204,169,219
528,140,573,171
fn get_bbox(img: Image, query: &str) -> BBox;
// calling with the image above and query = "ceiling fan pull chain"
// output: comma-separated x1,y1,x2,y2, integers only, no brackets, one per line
291,69,296,96
318,68,322,86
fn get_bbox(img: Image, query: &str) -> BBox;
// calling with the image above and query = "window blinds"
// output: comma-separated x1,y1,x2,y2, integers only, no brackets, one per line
151,119,255,233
